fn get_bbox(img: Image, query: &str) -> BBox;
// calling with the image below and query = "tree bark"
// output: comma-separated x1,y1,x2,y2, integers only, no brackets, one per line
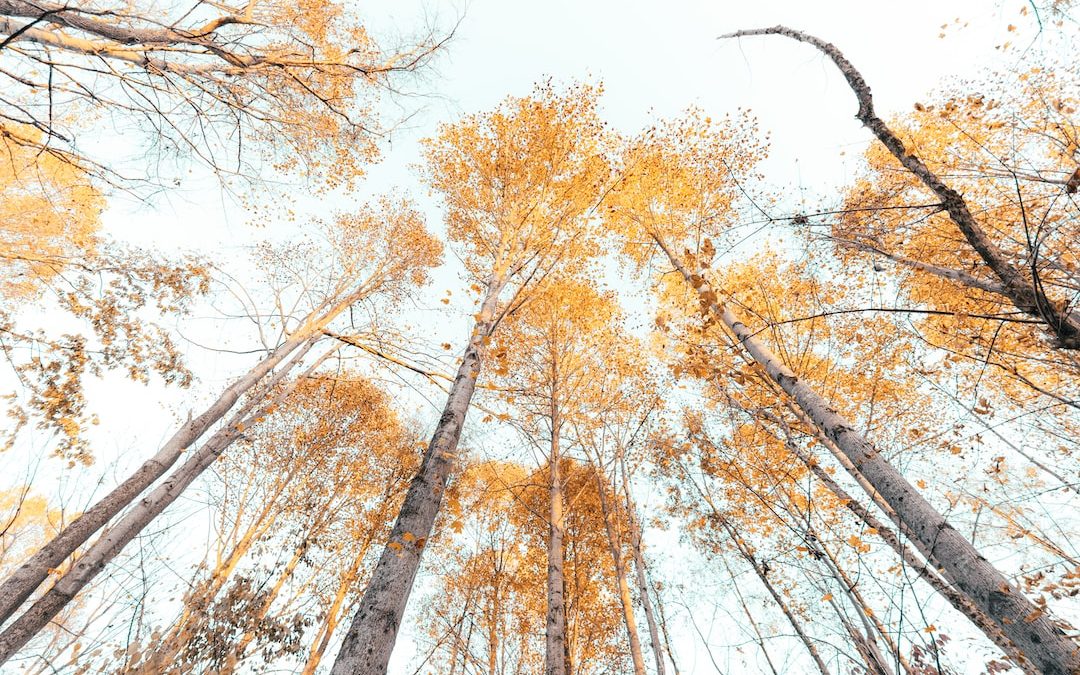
328,277,505,675
0,331,316,626
776,429,1036,673
619,460,668,675
652,232,1080,675
0,345,332,663
545,424,568,675
592,470,646,675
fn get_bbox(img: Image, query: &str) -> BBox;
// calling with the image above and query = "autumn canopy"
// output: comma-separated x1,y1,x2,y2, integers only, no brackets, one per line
0,2,1077,675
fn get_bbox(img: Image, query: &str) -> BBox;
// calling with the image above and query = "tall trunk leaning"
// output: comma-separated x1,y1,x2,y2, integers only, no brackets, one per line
0,345,331,663
653,232,1080,674
0,286,362,625
619,458,668,675
0,332,313,625
329,276,505,675
773,425,1035,672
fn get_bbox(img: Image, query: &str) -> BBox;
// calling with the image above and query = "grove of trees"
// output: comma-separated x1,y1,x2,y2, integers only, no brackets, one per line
0,1,1077,674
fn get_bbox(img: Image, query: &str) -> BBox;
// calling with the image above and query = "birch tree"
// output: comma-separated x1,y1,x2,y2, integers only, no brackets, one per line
721,26,1080,357
486,275,643,675
330,81,610,674
0,199,442,663
98,373,419,675
606,111,1080,674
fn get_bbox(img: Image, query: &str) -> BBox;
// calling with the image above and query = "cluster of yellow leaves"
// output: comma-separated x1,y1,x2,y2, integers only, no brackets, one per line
422,459,635,674
835,62,1080,403
605,108,767,266
117,372,420,674
421,82,610,281
0,131,102,301
0,487,65,574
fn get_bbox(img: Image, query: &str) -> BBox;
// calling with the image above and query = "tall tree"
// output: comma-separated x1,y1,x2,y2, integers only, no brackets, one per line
0,199,442,662
330,81,611,674
488,275,642,675
720,26,1080,354
96,373,420,675
606,110,1080,674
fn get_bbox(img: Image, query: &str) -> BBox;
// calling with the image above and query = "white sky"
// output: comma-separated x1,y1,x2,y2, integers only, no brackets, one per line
6,0,1067,672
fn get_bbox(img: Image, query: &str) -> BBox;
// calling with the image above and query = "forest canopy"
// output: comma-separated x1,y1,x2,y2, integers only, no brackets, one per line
0,2,1077,675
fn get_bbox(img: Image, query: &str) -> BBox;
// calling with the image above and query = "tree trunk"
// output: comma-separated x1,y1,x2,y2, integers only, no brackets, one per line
721,25,1080,349
652,580,681,675
619,460,668,675
592,470,646,675
0,331,318,625
0,346,332,664
328,277,505,675
546,427,568,675
775,428,1035,673
653,232,1080,675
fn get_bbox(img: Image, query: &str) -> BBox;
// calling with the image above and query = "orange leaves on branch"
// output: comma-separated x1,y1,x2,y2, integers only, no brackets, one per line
604,108,767,267
421,81,611,283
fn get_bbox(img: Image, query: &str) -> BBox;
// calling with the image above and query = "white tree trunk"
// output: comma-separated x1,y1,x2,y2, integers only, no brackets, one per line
653,233,1080,675
545,432,568,675
0,331,314,626
0,345,331,663
0,285,365,625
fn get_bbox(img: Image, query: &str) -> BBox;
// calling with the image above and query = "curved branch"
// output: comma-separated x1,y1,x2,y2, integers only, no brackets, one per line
720,25,1080,349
